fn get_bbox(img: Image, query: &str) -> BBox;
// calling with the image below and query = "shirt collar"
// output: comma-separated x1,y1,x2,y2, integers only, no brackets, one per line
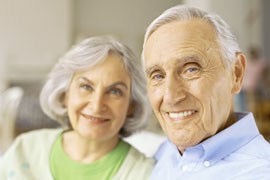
161,112,260,166
198,112,259,166
155,137,181,166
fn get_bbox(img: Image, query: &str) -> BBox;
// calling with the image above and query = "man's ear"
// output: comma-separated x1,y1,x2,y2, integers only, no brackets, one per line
231,52,246,94
127,101,136,117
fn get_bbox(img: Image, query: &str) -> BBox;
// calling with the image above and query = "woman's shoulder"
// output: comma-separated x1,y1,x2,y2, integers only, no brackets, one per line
4,128,63,153
113,145,155,180
16,128,64,142
127,146,155,165
3,128,64,162
5,128,63,153
0,128,64,179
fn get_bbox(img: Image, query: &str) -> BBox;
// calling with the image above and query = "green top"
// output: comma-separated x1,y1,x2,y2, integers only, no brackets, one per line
1,129,154,180
50,133,130,180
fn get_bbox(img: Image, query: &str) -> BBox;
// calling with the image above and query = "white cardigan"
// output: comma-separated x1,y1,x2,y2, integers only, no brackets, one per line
0,128,155,180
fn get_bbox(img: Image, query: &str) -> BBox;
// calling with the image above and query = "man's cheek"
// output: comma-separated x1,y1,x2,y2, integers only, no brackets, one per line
148,86,159,99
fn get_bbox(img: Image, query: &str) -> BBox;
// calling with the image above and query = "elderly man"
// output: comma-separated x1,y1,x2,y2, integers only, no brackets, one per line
142,5,270,179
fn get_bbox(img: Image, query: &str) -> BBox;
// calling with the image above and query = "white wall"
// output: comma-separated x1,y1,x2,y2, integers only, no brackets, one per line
184,0,263,55
0,0,73,83
75,0,263,58
0,0,264,83
262,0,270,63
210,0,263,54
74,0,182,56
0,52,7,91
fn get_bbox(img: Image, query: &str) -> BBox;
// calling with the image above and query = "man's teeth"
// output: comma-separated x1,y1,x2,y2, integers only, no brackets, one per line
169,110,196,118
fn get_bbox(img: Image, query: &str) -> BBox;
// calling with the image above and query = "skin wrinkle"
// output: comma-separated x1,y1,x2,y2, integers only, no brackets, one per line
144,19,244,154
147,56,202,83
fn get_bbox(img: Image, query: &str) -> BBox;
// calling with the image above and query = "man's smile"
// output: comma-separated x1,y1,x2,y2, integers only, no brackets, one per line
166,110,198,121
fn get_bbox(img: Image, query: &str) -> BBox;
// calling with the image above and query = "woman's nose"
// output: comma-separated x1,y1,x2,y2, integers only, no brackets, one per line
89,91,107,113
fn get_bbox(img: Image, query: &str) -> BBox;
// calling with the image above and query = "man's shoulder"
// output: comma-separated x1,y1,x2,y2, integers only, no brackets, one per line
154,138,175,161
237,134,270,160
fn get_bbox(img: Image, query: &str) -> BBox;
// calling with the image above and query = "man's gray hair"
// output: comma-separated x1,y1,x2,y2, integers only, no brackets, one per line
142,5,241,68
40,36,150,137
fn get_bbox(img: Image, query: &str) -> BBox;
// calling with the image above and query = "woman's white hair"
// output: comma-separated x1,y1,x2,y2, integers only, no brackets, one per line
40,36,150,137
142,5,241,68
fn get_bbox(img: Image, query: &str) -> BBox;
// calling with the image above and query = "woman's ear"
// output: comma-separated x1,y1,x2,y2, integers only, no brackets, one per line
61,92,68,108
127,101,136,117
231,52,246,94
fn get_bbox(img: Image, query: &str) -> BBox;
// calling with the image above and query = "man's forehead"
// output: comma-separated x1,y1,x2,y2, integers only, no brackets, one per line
148,19,216,41
145,55,201,74
144,19,220,66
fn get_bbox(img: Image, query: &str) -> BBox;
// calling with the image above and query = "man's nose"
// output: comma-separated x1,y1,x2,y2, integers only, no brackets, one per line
164,75,186,105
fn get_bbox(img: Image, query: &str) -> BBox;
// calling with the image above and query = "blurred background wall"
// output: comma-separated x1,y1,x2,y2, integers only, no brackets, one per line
0,0,268,83
0,0,73,84
0,0,269,153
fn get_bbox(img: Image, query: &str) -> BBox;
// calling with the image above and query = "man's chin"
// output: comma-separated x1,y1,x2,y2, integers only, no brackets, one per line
168,133,199,151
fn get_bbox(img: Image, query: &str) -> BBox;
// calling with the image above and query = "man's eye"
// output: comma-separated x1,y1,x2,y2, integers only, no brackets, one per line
182,66,200,79
187,67,198,73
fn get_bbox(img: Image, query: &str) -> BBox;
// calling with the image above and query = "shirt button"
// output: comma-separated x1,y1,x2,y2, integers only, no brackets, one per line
204,161,210,167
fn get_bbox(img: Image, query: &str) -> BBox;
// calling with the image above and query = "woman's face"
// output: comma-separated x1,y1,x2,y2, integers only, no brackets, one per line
65,54,131,143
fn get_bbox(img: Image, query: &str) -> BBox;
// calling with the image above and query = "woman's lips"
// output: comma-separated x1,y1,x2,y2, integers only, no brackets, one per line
81,114,110,123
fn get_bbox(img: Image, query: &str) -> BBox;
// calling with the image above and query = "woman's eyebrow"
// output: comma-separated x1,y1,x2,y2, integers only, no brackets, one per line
76,77,128,89
108,82,128,90
76,77,93,85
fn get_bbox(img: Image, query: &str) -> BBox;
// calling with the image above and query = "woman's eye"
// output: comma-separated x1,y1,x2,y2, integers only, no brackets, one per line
153,74,164,80
80,84,92,90
109,89,123,96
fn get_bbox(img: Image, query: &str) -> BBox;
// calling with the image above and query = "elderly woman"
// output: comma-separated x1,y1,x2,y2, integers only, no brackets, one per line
0,36,154,179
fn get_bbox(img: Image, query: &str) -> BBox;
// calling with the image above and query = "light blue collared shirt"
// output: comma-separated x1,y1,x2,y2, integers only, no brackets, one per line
151,113,270,180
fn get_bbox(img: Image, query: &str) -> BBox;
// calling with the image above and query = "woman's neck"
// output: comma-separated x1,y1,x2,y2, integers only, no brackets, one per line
62,130,119,163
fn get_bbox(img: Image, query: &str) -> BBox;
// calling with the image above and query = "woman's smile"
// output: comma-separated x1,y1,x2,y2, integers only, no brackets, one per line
81,113,110,124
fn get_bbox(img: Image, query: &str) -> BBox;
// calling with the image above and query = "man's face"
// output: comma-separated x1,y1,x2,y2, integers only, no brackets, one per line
144,19,236,152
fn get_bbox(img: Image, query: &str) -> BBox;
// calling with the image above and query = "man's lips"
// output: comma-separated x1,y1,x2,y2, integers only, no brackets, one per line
167,110,198,120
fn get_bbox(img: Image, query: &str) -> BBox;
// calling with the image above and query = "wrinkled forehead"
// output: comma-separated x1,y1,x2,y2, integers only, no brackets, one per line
144,19,223,68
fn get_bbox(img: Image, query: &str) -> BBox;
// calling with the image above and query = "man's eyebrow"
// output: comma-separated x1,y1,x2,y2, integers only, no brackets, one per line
145,65,161,75
145,56,200,75
177,56,200,64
